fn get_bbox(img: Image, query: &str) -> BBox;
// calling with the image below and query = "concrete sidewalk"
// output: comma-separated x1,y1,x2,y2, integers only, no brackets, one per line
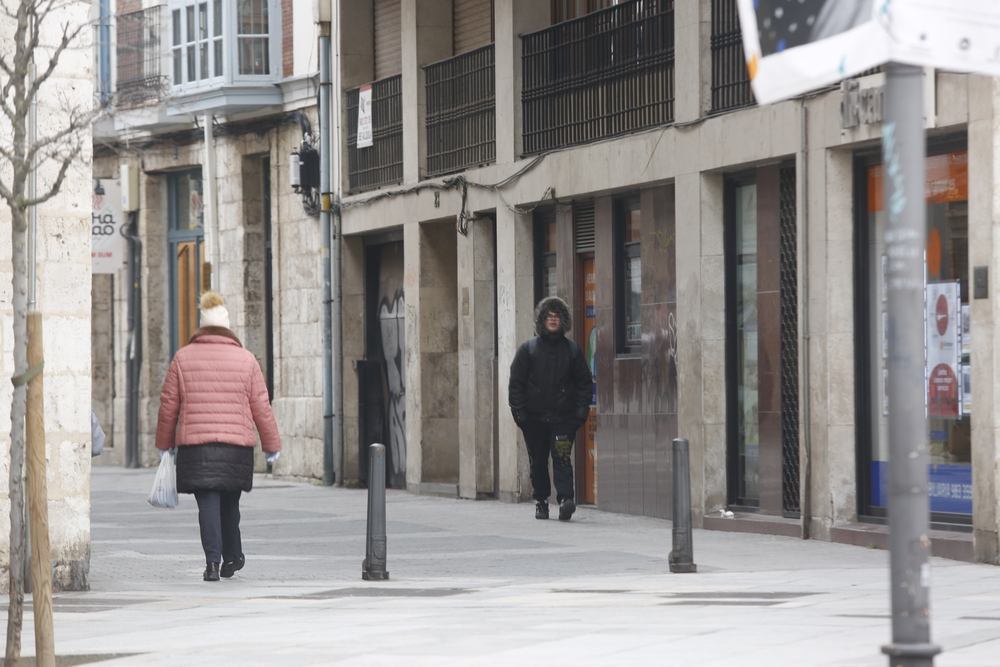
6,467,1000,665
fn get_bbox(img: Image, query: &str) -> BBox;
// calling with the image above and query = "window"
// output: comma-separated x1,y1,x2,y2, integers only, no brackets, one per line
616,196,641,354
167,169,206,353
731,181,758,505
534,208,557,304
170,0,277,89
857,146,971,525
237,0,269,75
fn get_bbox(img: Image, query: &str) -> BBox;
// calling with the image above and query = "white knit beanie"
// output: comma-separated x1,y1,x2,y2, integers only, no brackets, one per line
199,291,230,329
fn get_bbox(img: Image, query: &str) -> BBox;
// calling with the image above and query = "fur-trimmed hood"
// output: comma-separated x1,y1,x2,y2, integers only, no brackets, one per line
534,296,572,338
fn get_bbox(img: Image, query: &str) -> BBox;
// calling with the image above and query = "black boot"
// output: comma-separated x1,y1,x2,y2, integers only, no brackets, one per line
204,562,220,581
535,500,549,520
221,554,245,578
558,498,576,521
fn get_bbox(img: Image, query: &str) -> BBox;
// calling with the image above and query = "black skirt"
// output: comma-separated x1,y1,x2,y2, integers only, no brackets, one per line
175,443,254,494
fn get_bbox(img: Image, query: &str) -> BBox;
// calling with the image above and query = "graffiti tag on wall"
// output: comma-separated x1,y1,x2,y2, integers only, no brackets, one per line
380,291,407,487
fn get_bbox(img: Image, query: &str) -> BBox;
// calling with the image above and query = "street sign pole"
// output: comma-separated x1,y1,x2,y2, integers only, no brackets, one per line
880,61,940,667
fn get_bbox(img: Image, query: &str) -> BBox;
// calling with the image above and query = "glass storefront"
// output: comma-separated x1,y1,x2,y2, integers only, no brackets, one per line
859,147,971,523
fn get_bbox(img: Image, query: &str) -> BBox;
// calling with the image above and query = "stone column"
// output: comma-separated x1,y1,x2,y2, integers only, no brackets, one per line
401,0,452,183
675,169,723,525
405,220,459,492
342,235,367,481
969,74,999,563
801,147,856,541
494,0,548,165
496,204,535,502
458,217,497,498
674,0,710,123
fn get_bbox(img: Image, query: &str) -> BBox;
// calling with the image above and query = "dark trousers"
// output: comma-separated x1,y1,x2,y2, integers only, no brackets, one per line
521,421,575,503
194,490,243,565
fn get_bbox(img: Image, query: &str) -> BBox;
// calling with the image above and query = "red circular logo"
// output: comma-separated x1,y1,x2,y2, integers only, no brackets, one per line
936,294,949,336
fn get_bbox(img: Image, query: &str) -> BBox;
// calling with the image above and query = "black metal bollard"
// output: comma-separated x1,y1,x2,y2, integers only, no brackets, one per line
362,443,390,580
669,438,697,573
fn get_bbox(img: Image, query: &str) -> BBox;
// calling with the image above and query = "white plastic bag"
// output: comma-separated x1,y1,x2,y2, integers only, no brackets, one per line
148,450,179,508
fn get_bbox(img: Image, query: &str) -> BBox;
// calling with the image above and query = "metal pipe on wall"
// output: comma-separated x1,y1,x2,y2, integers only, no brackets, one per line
319,21,336,486
123,213,142,469
798,102,812,539
203,112,219,290
331,0,345,488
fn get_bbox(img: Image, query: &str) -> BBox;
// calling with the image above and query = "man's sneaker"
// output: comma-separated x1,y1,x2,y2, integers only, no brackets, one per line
558,498,576,521
535,500,549,520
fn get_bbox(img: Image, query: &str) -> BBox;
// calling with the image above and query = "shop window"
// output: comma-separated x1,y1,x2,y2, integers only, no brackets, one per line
858,147,971,524
615,196,641,355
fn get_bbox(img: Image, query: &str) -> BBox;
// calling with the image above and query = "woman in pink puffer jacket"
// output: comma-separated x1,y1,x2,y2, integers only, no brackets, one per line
155,291,281,582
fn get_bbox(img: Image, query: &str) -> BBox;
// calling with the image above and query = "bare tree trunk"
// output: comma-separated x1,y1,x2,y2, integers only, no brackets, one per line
5,209,28,667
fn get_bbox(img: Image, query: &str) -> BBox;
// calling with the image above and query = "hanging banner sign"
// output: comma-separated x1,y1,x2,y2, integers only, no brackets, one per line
926,281,961,419
736,0,1000,105
92,178,125,274
357,84,373,148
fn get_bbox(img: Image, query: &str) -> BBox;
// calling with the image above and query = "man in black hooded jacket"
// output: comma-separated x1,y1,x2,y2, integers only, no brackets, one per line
509,296,593,521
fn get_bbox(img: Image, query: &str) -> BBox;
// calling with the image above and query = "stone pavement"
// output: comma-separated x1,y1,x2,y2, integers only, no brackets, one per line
7,467,1000,666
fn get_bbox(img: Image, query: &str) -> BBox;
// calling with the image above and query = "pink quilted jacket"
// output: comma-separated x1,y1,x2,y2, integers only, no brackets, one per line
155,328,281,453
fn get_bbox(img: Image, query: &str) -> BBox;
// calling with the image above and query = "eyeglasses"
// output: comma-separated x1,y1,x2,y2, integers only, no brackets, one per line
545,314,561,321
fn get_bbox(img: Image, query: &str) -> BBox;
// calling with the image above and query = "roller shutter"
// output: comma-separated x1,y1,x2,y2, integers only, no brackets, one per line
374,0,401,80
454,0,493,55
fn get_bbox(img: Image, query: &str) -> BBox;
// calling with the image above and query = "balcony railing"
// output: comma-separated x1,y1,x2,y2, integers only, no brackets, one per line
522,0,674,156
424,44,495,177
116,7,168,108
709,0,753,113
347,75,403,194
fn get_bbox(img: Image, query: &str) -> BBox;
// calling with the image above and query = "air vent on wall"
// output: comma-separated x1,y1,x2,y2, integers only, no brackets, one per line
574,200,595,253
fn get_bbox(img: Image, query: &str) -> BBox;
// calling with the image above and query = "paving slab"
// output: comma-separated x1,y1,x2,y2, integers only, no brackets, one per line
3,467,1000,665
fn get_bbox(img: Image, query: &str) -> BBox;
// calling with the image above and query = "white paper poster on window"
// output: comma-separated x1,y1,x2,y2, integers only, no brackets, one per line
357,84,373,148
92,178,125,274
926,281,961,419
735,0,1000,105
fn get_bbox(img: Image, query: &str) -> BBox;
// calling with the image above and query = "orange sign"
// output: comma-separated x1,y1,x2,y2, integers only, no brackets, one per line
868,151,968,213
926,227,942,278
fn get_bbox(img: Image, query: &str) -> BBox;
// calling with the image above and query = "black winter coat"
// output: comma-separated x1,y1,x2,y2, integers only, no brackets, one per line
176,442,255,494
508,296,593,426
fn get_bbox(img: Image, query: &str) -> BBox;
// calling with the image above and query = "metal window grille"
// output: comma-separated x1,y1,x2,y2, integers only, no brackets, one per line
347,75,404,194
779,165,800,515
424,44,495,177
522,0,674,156
117,7,168,107
710,0,754,113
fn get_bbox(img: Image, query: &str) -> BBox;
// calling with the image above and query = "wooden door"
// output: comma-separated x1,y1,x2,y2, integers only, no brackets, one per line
176,240,203,346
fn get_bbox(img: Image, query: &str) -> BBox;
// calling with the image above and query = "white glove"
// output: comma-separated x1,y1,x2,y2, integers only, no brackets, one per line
266,451,280,464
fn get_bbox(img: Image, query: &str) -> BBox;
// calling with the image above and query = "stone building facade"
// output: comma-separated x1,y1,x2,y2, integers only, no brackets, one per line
0,1,95,590
89,0,1000,566
91,0,326,482
332,0,1000,564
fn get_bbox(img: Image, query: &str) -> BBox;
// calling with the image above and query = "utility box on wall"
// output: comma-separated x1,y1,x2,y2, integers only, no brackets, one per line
120,164,140,212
